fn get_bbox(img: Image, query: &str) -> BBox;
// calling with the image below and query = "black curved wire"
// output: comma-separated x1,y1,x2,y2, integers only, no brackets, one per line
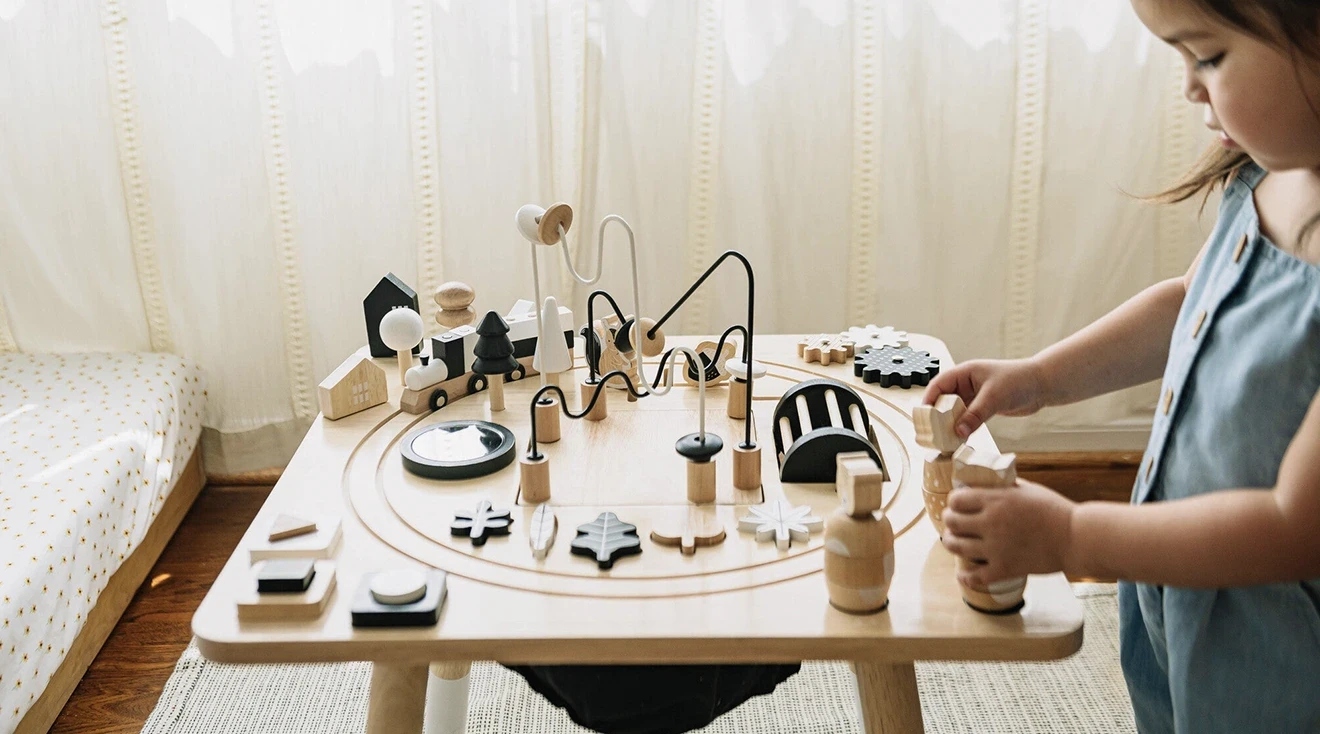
646,251,756,448
527,346,710,457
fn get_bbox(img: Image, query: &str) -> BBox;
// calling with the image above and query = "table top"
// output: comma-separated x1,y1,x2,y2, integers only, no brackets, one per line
193,334,1083,666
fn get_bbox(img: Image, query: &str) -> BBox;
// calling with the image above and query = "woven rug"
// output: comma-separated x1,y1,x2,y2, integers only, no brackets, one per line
143,584,1132,733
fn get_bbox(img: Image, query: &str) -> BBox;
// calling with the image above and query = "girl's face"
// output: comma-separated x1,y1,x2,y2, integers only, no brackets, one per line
1132,0,1320,172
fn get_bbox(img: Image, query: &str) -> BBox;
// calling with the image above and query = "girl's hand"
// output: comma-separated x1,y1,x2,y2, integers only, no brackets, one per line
940,479,1076,585
921,358,1050,439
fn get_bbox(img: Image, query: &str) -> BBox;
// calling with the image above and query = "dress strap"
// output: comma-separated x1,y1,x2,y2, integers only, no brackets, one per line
1233,161,1267,191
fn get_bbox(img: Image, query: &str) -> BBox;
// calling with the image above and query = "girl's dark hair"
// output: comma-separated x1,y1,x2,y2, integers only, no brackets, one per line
1151,1,1320,230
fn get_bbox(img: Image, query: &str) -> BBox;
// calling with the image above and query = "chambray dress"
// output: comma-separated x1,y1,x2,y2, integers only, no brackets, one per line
1121,162,1320,732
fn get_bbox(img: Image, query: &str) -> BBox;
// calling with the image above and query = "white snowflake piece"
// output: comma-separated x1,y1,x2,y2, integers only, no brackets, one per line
738,500,823,550
844,324,909,353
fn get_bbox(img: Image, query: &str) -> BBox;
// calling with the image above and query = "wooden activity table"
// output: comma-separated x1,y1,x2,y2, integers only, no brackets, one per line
192,334,1084,733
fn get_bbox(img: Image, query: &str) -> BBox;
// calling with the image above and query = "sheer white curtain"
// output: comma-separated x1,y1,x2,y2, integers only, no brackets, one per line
0,0,1211,473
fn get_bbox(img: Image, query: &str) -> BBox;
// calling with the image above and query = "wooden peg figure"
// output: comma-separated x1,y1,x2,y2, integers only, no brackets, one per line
434,281,477,329
913,394,968,536
950,445,1026,613
825,452,894,614
379,308,424,387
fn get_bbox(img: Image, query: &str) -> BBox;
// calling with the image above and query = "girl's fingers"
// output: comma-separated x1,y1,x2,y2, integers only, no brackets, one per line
941,534,986,560
947,489,986,512
941,508,980,538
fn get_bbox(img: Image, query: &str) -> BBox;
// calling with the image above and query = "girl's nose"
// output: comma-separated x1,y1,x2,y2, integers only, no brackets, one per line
1182,63,1209,104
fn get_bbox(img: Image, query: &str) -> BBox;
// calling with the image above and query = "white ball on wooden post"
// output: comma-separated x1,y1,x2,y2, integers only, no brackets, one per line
380,308,424,387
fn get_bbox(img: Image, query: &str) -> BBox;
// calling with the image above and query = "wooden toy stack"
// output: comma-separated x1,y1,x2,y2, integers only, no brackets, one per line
951,445,1026,613
824,451,894,614
913,394,966,537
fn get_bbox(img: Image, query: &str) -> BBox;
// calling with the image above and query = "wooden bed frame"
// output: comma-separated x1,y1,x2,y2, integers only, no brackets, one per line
15,446,206,734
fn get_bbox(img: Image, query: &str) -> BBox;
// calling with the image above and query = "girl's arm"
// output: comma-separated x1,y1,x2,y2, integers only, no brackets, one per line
1032,237,1211,407
1032,276,1185,407
1066,387,1320,586
943,388,1320,587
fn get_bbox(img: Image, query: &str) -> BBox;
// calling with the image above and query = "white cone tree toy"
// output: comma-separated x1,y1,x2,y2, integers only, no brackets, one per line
533,296,572,386
379,307,424,386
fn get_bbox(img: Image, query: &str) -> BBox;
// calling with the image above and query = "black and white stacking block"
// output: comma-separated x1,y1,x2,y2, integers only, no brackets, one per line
351,569,448,628
256,558,316,593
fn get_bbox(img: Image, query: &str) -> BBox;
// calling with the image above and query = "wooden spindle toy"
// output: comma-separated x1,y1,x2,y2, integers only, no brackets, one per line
913,394,967,536
379,308,424,387
434,281,476,329
951,445,1026,614
825,452,894,614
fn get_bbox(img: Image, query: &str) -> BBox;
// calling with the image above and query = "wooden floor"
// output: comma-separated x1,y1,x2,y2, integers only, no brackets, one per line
47,455,1134,732
48,484,273,734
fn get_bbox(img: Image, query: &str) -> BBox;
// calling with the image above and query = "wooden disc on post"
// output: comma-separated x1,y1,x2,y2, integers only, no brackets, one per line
538,203,573,245
686,460,717,504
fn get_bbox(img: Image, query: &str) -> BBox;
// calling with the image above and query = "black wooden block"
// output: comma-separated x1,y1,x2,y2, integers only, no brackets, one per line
256,558,316,593
351,570,448,628
365,273,421,358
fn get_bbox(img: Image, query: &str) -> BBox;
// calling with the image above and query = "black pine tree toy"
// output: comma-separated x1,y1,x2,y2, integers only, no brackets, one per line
473,310,520,412
451,500,514,546
571,512,643,569
854,345,940,389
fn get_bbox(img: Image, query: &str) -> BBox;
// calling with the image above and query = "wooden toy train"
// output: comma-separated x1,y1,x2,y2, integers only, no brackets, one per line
398,299,576,414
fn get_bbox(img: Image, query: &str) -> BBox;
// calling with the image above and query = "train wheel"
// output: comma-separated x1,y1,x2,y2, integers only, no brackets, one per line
428,389,449,411
468,374,488,393
508,364,527,382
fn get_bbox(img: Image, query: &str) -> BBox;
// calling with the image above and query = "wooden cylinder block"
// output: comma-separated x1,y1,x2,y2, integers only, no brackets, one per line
581,379,608,422
960,577,1027,614
727,378,748,420
534,398,561,444
824,509,894,614
732,444,761,491
687,460,716,504
520,455,551,504
923,455,954,494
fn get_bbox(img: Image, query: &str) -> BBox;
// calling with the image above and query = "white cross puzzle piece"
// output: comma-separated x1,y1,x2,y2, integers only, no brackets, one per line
845,325,909,352
738,500,823,550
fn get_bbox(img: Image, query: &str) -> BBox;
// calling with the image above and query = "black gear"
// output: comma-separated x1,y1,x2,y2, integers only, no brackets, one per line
853,345,940,389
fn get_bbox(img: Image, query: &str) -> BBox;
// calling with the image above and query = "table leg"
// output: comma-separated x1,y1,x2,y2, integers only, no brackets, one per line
852,661,924,733
367,663,428,734
425,662,472,734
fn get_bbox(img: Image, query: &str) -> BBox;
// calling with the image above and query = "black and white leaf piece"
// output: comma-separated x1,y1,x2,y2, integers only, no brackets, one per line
853,345,940,389
570,512,643,569
451,500,513,546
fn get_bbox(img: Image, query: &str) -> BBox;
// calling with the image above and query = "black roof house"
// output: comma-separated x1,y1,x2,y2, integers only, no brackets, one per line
364,273,421,357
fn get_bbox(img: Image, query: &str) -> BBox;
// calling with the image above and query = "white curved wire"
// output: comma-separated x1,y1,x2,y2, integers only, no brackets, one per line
623,345,707,438
529,241,547,389
557,215,652,395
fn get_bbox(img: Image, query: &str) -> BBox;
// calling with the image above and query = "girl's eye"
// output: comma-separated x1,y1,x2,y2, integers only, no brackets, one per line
1195,53,1225,70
